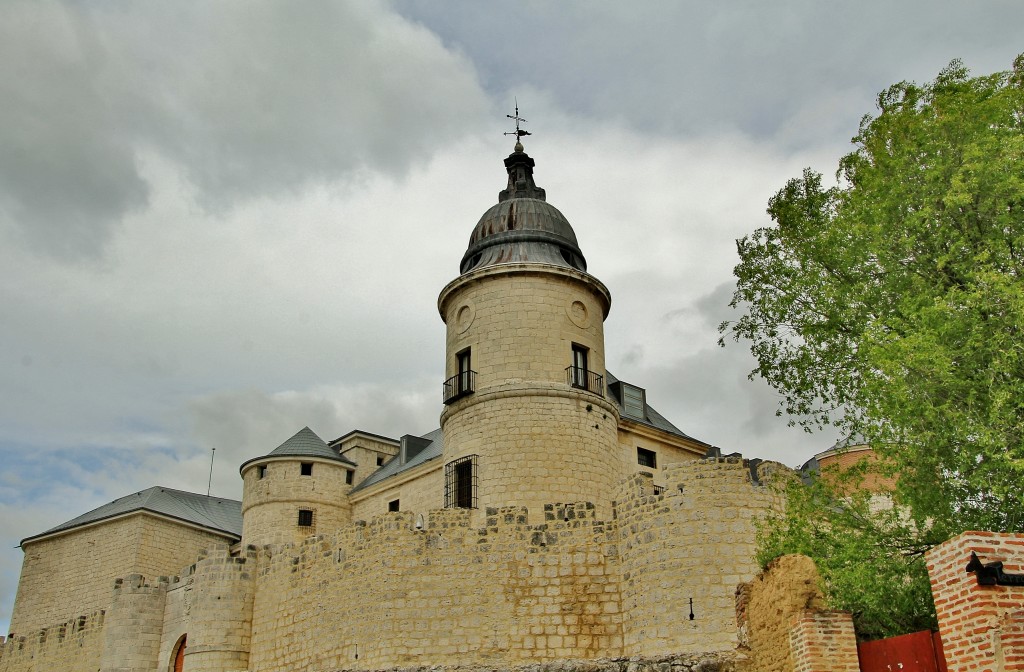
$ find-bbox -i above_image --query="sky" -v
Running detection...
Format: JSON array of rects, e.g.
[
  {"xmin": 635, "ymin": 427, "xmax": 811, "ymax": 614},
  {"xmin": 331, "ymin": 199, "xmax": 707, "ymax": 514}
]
[{"xmin": 1, "ymin": 0, "xmax": 1021, "ymax": 634}]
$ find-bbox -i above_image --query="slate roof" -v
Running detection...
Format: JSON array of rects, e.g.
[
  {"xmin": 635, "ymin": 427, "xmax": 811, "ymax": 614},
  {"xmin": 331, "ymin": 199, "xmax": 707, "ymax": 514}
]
[
  {"xmin": 351, "ymin": 428, "xmax": 443, "ymax": 492},
  {"xmin": 22, "ymin": 486, "xmax": 242, "ymax": 546},
  {"xmin": 605, "ymin": 371, "xmax": 710, "ymax": 446},
  {"xmin": 240, "ymin": 426, "xmax": 356, "ymax": 473}
]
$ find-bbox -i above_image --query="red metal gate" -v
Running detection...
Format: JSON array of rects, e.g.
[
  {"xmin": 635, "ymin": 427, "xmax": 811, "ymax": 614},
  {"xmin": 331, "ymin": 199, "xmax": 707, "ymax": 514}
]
[{"xmin": 858, "ymin": 630, "xmax": 946, "ymax": 672}]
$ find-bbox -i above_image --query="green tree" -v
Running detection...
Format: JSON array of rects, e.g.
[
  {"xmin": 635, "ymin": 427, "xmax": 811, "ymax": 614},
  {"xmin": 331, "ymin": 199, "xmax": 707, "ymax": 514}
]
[
  {"xmin": 756, "ymin": 465, "xmax": 940, "ymax": 639},
  {"xmin": 726, "ymin": 56, "xmax": 1024, "ymax": 637},
  {"xmin": 723, "ymin": 55, "xmax": 1024, "ymax": 535}
]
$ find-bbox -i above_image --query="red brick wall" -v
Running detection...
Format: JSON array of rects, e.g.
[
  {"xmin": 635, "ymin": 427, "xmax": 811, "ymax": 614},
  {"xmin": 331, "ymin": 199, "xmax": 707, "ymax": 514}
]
[
  {"xmin": 788, "ymin": 609, "xmax": 859, "ymax": 672},
  {"xmin": 926, "ymin": 531, "xmax": 1024, "ymax": 672}
]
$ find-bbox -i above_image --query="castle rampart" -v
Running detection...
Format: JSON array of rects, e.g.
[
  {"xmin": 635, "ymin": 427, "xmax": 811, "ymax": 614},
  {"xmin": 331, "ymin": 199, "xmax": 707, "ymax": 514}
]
[
  {"xmin": 242, "ymin": 457, "xmax": 775, "ymax": 670},
  {"xmin": 99, "ymin": 574, "xmax": 168, "ymax": 672},
  {"xmin": 0, "ymin": 610, "xmax": 105, "ymax": 672}
]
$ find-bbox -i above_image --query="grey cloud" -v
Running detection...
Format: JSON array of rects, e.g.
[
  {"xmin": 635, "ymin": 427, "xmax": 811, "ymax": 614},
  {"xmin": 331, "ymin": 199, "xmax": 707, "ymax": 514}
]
[
  {"xmin": 0, "ymin": 1, "xmax": 489, "ymax": 259},
  {"xmin": 187, "ymin": 383, "xmax": 440, "ymax": 474},
  {"xmin": 399, "ymin": 0, "xmax": 1024, "ymax": 147}
]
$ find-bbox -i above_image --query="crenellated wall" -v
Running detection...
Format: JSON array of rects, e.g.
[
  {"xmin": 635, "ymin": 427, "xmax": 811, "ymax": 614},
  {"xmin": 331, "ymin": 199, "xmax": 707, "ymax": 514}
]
[
  {"xmin": 2, "ymin": 458, "xmax": 781, "ymax": 672},
  {"xmin": 8, "ymin": 513, "xmax": 231, "ymax": 635},
  {"xmin": 184, "ymin": 546, "xmax": 257, "ymax": 672},
  {"xmin": 0, "ymin": 610, "xmax": 105, "ymax": 672},
  {"xmin": 99, "ymin": 574, "xmax": 168, "ymax": 672},
  {"xmin": 615, "ymin": 458, "xmax": 783, "ymax": 657},
  {"xmin": 244, "ymin": 457, "xmax": 778, "ymax": 671}
]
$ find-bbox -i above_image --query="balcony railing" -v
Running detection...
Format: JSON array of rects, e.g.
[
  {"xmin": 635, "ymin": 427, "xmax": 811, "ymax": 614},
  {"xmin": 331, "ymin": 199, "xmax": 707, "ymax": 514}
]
[
  {"xmin": 566, "ymin": 366, "xmax": 604, "ymax": 397},
  {"xmin": 443, "ymin": 370, "xmax": 476, "ymax": 404}
]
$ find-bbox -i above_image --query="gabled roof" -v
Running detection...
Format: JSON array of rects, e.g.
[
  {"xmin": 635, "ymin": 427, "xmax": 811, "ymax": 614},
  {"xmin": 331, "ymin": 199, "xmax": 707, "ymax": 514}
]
[
  {"xmin": 22, "ymin": 486, "xmax": 242, "ymax": 546},
  {"xmin": 606, "ymin": 371, "xmax": 710, "ymax": 446},
  {"xmin": 350, "ymin": 428, "xmax": 443, "ymax": 492},
  {"xmin": 240, "ymin": 426, "xmax": 355, "ymax": 473}
]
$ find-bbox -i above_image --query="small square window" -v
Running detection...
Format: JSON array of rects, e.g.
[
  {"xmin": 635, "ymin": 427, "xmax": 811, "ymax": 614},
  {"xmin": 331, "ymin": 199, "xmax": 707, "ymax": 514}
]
[
  {"xmin": 345, "ymin": 470, "xmax": 354, "ymax": 485},
  {"xmin": 637, "ymin": 447, "xmax": 657, "ymax": 469},
  {"xmin": 300, "ymin": 462, "xmax": 313, "ymax": 476},
  {"xmin": 257, "ymin": 465, "xmax": 267, "ymax": 479},
  {"xmin": 297, "ymin": 509, "xmax": 314, "ymax": 527},
  {"xmin": 388, "ymin": 499, "xmax": 400, "ymax": 512},
  {"xmin": 376, "ymin": 456, "xmax": 385, "ymax": 467}
]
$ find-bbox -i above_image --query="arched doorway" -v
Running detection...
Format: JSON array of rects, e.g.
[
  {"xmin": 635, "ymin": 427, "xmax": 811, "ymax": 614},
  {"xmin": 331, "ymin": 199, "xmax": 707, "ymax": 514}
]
[{"xmin": 170, "ymin": 634, "xmax": 186, "ymax": 672}]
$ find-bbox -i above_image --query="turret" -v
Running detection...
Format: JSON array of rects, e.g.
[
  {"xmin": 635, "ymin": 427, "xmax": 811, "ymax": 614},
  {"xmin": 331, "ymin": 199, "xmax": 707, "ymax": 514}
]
[
  {"xmin": 437, "ymin": 142, "xmax": 621, "ymax": 517},
  {"xmin": 240, "ymin": 426, "xmax": 355, "ymax": 547}
]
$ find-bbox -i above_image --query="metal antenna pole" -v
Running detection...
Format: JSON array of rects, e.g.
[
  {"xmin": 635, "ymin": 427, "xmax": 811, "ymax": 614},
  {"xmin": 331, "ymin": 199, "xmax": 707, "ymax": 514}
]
[{"xmin": 207, "ymin": 447, "xmax": 216, "ymax": 496}]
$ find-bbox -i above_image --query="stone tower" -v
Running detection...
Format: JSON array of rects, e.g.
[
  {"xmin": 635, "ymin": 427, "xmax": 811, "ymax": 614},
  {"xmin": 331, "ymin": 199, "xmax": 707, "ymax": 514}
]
[
  {"xmin": 240, "ymin": 426, "xmax": 355, "ymax": 547},
  {"xmin": 437, "ymin": 142, "xmax": 621, "ymax": 517}
]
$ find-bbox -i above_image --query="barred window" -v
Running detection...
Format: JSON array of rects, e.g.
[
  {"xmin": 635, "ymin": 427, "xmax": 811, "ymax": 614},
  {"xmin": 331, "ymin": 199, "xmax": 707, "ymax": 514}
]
[
  {"xmin": 444, "ymin": 455, "xmax": 478, "ymax": 509},
  {"xmin": 297, "ymin": 509, "xmax": 314, "ymax": 527},
  {"xmin": 637, "ymin": 447, "xmax": 657, "ymax": 469}
]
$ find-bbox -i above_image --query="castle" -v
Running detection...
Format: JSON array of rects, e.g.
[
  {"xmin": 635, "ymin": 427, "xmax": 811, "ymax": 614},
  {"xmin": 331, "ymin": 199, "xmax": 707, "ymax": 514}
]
[{"xmin": 0, "ymin": 142, "xmax": 783, "ymax": 672}]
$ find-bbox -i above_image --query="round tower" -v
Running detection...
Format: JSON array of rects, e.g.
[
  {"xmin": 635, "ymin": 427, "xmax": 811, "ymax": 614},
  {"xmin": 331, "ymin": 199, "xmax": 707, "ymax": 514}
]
[
  {"xmin": 240, "ymin": 426, "xmax": 355, "ymax": 547},
  {"xmin": 438, "ymin": 142, "xmax": 621, "ymax": 517}
]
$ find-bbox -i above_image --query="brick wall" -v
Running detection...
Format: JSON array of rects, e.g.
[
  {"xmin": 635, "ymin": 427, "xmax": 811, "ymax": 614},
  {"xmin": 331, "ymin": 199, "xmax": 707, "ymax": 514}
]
[
  {"xmin": 788, "ymin": 610, "xmax": 858, "ymax": 672},
  {"xmin": 927, "ymin": 531, "xmax": 1024, "ymax": 672}
]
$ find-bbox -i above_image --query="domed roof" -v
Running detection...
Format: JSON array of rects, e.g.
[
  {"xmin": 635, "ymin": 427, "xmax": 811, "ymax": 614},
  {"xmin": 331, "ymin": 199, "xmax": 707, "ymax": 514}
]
[{"xmin": 459, "ymin": 145, "xmax": 587, "ymax": 275}]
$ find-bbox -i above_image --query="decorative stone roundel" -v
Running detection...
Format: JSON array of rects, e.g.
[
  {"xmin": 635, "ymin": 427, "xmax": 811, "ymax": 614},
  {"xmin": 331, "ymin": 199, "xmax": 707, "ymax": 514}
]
[
  {"xmin": 567, "ymin": 300, "xmax": 590, "ymax": 329},
  {"xmin": 456, "ymin": 302, "xmax": 475, "ymax": 334}
]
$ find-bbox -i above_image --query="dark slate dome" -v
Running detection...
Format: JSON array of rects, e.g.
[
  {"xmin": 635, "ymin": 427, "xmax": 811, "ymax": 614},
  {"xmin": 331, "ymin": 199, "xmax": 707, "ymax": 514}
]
[{"xmin": 459, "ymin": 144, "xmax": 587, "ymax": 275}]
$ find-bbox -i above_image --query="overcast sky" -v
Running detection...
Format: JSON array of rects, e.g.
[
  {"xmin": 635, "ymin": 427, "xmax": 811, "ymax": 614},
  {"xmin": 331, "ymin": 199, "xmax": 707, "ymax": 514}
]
[{"xmin": 1, "ymin": 0, "xmax": 1021, "ymax": 633}]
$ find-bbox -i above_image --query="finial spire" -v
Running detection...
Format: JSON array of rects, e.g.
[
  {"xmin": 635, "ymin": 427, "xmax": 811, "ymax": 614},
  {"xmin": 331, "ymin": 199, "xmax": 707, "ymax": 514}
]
[{"xmin": 504, "ymin": 98, "xmax": 531, "ymax": 151}]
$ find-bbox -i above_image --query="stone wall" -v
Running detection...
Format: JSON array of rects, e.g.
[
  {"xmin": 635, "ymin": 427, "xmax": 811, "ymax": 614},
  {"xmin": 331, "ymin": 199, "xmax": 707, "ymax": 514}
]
[
  {"xmin": 438, "ymin": 264, "xmax": 622, "ymax": 517},
  {"xmin": 246, "ymin": 457, "xmax": 777, "ymax": 671},
  {"xmin": 350, "ymin": 463, "xmax": 444, "ymax": 522},
  {"xmin": 8, "ymin": 512, "xmax": 232, "ymax": 635},
  {"xmin": 249, "ymin": 504, "xmax": 622, "ymax": 671},
  {"xmin": 99, "ymin": 574, "xmax": 167, "ymax": 672},
  {"xmin": 184, "ymin": 546, "xmax": 257, "ymax": 672},
  {"xmin": 0, "ymin": 610, "xmax": 105, "ymax": 672},
  {"xmin": 323, "ymin": 652, "xmax": 741, "ymax": 672},
  {"xmin": 616, "ymin": 459, "xmax": 779, "ymax": 657},
  {"xmin": 927, "ymin": 531, "xmax": 1024, "ymax": 672}
]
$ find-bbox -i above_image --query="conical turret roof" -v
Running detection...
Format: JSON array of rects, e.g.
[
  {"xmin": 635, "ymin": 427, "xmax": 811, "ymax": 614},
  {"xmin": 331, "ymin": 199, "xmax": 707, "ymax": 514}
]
[{"xmin": 240, "ymin": 426, "xmax": 354, "ymax": 473}]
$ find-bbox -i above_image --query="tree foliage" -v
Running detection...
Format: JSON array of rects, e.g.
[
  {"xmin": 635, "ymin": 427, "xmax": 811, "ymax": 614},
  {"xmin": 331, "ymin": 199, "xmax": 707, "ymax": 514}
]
[
  {"xmin": 756, "ymin": 462, "xmax": 941, "ymax": 639},
  {"xmin": 729, "ymin": 56, "xmax": 1024, "ymax": 639},
  {"xmin": 724, "ymin": 55, "xmax": 1024, "ymax": 535}
]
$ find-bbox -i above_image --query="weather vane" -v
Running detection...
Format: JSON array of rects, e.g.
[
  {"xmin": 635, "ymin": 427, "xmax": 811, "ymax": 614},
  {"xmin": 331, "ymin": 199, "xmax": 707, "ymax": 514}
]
[{"xmin": 505, "ymin": 98, "xmax": 531, "ymax": 145}]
